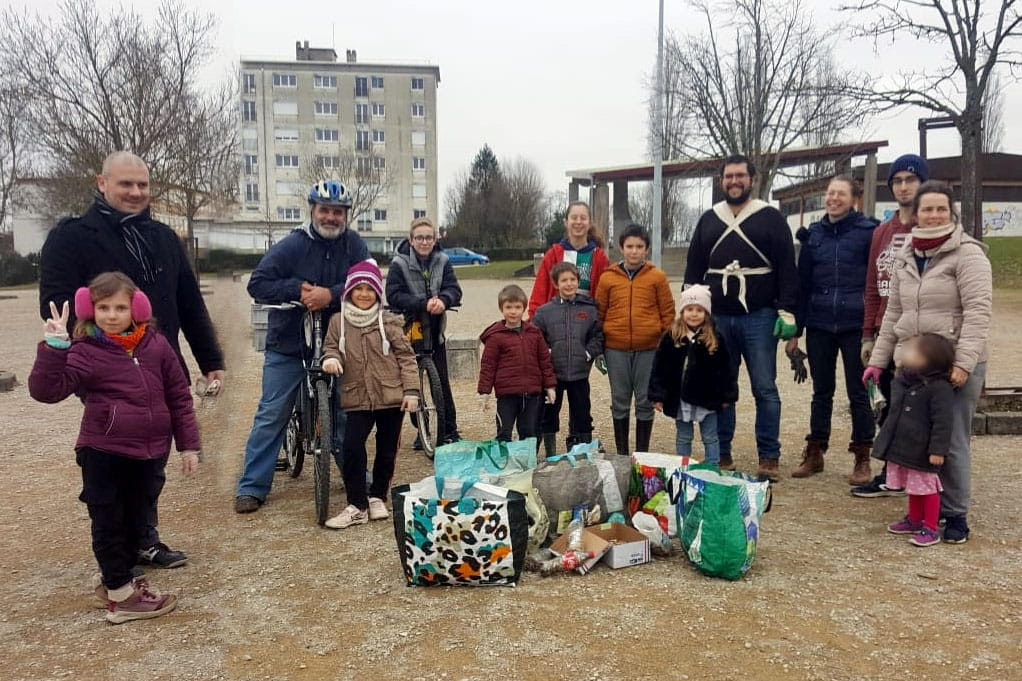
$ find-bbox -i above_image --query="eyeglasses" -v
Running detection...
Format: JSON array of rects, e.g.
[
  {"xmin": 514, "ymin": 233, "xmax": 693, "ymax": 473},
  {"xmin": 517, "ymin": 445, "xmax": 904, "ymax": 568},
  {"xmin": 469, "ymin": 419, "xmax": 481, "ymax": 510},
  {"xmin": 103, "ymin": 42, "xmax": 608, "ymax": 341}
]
[{"xmin": 412, "ymin": 235, "xmax": 436, "ymax": 243}]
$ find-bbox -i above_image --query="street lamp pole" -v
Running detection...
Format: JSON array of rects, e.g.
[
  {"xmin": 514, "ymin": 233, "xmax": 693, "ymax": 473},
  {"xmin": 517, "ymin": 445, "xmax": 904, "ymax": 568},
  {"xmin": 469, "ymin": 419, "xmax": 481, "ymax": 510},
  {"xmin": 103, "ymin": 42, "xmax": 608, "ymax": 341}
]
[{"xmin": 651, "ymin": 0, "xmax": 665, "ymax": 267}]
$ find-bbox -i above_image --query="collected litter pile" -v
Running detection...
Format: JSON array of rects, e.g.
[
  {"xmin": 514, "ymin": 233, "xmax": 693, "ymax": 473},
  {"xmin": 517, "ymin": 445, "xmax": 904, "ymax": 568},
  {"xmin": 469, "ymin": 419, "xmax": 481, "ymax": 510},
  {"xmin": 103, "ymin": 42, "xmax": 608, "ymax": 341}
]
[{"xmin": 391, "ymin": 437, "xmax": 772, "ymax": 586}]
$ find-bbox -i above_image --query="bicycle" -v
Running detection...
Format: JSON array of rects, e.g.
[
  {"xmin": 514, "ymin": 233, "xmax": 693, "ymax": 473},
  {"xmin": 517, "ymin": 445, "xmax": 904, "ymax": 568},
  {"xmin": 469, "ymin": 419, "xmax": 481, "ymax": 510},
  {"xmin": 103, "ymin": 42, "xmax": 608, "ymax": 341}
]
[
  {"xmin": 256, "ymin": 300, "xmax": 335, "ymax": 526},
  {"xmin": 401, "ymin": 309, "xmax": 453, "ymax": 460}
]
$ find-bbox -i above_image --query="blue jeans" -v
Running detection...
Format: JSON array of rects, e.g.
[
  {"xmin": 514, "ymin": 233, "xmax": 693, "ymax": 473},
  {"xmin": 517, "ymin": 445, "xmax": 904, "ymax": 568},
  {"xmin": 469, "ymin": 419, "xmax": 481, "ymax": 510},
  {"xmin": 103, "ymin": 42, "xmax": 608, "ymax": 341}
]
[
  {"xmin": 676, "ymin": 411, "xmax": 720, "ymax": 464},
  {"xmin": 236, "ymin": 351, "xmax": 346, "ymax": 501},
  {"xmin": 714, "ymin": 308, "xmax": 782, "ymax": 460}
]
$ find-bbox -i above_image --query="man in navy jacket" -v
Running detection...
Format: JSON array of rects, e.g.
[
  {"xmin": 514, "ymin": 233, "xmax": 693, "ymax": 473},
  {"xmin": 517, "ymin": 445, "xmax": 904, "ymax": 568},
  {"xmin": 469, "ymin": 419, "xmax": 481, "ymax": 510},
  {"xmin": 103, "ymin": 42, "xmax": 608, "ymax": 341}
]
[{"xmin": 235, "ymin": 180, "xmax": 369, "ymax": 513}]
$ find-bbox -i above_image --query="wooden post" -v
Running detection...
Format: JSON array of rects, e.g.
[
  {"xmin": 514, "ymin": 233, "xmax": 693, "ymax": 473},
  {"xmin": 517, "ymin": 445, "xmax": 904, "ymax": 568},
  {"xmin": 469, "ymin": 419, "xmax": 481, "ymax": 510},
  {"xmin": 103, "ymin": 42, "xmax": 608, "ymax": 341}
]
[{"xmin": 863, "ymin": 152, "xmax": 878, "ymax": 219}]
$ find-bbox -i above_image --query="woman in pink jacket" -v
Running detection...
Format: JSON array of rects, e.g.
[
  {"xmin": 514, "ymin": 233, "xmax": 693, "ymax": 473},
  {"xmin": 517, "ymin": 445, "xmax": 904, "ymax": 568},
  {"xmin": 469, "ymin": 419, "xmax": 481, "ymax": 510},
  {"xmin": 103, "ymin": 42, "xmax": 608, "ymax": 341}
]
[{"xmin": 863, "ymin": 181, "xmax": 992, "ymax": 544}]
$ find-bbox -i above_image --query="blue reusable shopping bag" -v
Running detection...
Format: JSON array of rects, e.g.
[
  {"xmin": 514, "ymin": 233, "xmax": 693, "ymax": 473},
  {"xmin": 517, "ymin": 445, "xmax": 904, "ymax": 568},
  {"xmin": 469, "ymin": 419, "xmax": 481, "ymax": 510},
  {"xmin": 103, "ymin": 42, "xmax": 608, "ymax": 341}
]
[{"xmin": 433, "ymin": 437, "xmax": 537, "ymax": 483}]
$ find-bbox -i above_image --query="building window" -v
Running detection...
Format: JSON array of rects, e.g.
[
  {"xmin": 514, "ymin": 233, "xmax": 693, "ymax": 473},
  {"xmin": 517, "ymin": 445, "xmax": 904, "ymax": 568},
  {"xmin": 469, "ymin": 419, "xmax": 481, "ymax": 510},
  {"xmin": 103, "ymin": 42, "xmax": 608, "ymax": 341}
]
[
  {"xmin": 356, "ymin": 156, "xmax": 372, "ymax": 174},
  {"xmin": 272, "ymin": 100, "xmax": 298, "ymax": 117},
  {"xmin": 242, "ymin": 128, "xmax": 258, "ymax": 151},
  {"xmin": 315, "ymin": 101, "xmax": 338, "ymax": 116},
  {"xmin": 374, "ymin": 209, "xmax": 387, "ymax": 222},
  {"xmin": 372, "ymin": 102, "xmax": 385, "ymax": 118},
  {"xmin": 355, "ymin": 130, "xmax": 369, "ymax": 151},
  {"xmin": 413, "ymin": 157, "xmax": 426, "ymax": 171},
  {"xmin": 272, "ymin": 73, "xmax": 297, "ymax": 88},
  {"xmin": 411, "ymin": 103, "xmax": 425, "ymax": 118},
  {"xmin": 244, "ymin": 154, "xmax": 258, "ymax": 175},
  {"xmin": 412, "ymin": 183, "xmax": 426, "ymax": 198},
  {"xmin": 277, "ymin": 207, "xmax": 301, "ymax": 221},
  {"xmin": 357, "ymin": 217, "xmax": 373, "ymax": 232},
  {"xmin": 314, "ymin": 74, "xmax": 337, "ymax": 88},
  {"xmin": 242, "ymin": 100, "xmax": 257, "ymax": 122},
  {"xmin": 411, "ymin": 77, "xmax": 424, "ymax": 90},
  {"xmin": 245, "ymin": 183, "xmax": 259, "ymax": 202},
  {"xmin": 274, "ymin": 128, "xmax": 299, "ymax": 141},
  {"xmin": 318, "ymin": 155, "xmax": 340, "ymax": 169},
  {"xmin": 243, "ymin": 73, "xmax": 256, "ymax": 94},
  {"xmin": 354, "ymin": 103, "xmax": 369, "ymax": 124},
  {"xmin": 354, "ymin": 76, "xmax": 368, "ymax": 97},
  {"xmin": 315, "ymin": 128, "xmax": 339, "ymax": 142},
  {"xmin": 371, "ymin": 76, "xmax": 384, "ymax": 89},
  {"xmin": 411, "ymin": 131, "xmax": 426, "ymax": 146},
  {"xmin": 413, "ymin": 209, "xmax": 427, "ymax": 219},
  {"xmin": 372, "ymin": 129, "xmax": 385, "ymax": 144},
  {"xmin": 275, "ymin": 154, "xmax": 299, "ymax": 168},
  {"xmin": 374, "ymin": 156, "xmax": 386, "ymax": 170}
]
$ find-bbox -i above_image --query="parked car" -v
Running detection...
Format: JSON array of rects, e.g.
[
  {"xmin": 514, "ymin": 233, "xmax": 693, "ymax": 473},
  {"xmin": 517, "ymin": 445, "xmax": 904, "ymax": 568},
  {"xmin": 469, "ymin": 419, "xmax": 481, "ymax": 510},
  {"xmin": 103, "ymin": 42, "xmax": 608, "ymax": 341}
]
[{"xmin": 443, "ymin": 247, "xmax": 490, "ymax": 265}]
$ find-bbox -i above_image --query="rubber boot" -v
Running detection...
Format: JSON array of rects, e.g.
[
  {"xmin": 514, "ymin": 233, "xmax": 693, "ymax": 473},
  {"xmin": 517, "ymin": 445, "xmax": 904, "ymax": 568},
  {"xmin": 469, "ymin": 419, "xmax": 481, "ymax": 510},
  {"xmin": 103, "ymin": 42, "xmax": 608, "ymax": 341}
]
[
  {"xmin": 613, "ymin": 418, "xmax": 630, "ymax": 457},
  {"xmin": 791, "ymin": 439, "xmax": 827, "ymax": 478},
  {"xmin": 635, "ymin": 419, "xmax": 654, "ymax": 454},
  {"xmin": 541, "ymin": 432, "xmax": 558, "ymax": 460},
  {"xmin": 848, "ymin": 443, "xmax": 873, "ymax": 485}
]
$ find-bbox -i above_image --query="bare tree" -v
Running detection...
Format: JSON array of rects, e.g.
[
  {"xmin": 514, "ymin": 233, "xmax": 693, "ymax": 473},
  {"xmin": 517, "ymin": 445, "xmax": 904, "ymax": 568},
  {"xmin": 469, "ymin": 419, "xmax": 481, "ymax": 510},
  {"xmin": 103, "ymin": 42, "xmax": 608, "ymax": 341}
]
[
  {"xmin": 502, "ymin": 156, "xmax": 548, "ymax": 248},
  {"xmin": 629, "ymin": 181, "xmax": 699, "ymax": 246},
  {"xmin": 159, "ymin": 85, "xmax": 239, "ymax": 269},
  {"xmin": 299, "ymin": 149, "xmax": 392, "ymax": 223},
  {"xmin": 662, "ymin": 0, "xmax": 870, "ymax": 198},
  {"xmin": 981, "ymin": 71, "xmax": 1006, "ymax": 153},
  {"xmin": 0, "ymin": 0, "xmax": 221, "ymax": 214},
  {"xmin": 840, "ymin": 0, "xmax": 1021, "ymax": 237},
  {"xmin": 0, "ymin": 71, "xmax": 32, "ymax": 231}
]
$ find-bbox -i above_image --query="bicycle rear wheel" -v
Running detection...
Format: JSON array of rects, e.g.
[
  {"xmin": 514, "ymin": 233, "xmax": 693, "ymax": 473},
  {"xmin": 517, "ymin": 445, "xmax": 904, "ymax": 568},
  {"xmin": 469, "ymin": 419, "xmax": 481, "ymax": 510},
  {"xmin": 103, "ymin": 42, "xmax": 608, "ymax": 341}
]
[
  {"xmin": 283, "ymin": 405, "xmax": 305, "ymax": 478},
  {"xmin": 416, "ymin": 357, "xmax": 446, "ymax": 460},
  {"xmin": 313, "ymin": 379, "xmax": 332, "ymax": 526}
]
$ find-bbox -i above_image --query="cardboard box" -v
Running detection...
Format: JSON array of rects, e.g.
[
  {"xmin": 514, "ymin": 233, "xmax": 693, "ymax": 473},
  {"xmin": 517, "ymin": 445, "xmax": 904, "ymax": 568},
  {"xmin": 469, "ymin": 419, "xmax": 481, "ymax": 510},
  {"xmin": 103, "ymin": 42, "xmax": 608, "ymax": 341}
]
[
  {"xmin": 589, "ymin": 522, "xmax": 651, "ymax": 569},
  {"xmin": 549, "ymin": 529, "xmax": 611, "ymax": 575}
]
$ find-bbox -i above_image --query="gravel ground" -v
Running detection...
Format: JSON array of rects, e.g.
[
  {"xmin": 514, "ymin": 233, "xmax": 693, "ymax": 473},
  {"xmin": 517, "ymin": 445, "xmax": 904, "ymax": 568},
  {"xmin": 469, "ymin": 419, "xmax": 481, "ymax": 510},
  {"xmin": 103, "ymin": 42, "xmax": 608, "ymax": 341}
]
[{"xmin": 1, "ymin": 276, "xmax": 1020, "ymax": 681}]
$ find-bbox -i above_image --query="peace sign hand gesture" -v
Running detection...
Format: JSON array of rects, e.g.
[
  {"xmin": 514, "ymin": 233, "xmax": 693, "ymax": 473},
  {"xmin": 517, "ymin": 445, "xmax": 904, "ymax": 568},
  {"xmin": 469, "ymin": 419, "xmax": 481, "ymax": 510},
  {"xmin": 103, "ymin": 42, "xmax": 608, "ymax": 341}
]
[{"xmin": 44, "ymin": 301, "xmax": 70, "ymax": 342}]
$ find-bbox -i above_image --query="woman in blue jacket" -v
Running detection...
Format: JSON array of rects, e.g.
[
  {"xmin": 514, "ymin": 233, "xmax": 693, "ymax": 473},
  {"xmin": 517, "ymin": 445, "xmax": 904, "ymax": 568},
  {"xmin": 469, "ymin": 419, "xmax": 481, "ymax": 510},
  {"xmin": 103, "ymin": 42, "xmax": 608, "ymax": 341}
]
[{"xmin": 786, "ymin": 175, "xmax": 878, "ymax": 484}]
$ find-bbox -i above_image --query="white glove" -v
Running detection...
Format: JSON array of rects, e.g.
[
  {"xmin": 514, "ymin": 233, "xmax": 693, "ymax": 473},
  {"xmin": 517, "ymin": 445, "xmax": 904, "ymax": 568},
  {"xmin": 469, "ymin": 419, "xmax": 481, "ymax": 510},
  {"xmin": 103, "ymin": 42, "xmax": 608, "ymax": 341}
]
[
  {"xmin": 43, "ymin": 301, "xmax": 70, "ymax": 342},
  {"xmin": 479, "ymin": 393, "xmax": 491, "ymax": 412},
  {"xmin": 545, "ymin": 388, "xmax": 557, "ymax": 404},
  {"xmin": 322, "ymin": 357, "xmax": 343, "ymax": 375},
  {"xmin": 860, "ymin": 337, "xmax": 876, "ymax": 368}
]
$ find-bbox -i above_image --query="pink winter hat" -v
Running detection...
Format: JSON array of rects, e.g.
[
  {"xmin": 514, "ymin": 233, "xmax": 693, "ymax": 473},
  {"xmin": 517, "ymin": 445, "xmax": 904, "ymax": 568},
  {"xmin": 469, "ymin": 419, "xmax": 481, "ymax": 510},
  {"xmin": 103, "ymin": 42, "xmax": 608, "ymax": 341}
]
[
  {"xmin": 342, "ymin": 259, "xmax": 384, "ymax": 301},
  {"xmin": 678, "ymin": 284, "xmax": 712, "ymax": 315}
]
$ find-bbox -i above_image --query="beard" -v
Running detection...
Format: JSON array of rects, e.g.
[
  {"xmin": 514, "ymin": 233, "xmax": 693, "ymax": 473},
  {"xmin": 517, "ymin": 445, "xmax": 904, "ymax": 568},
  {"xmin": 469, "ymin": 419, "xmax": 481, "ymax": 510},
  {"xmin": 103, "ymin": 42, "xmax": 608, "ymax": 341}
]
[
  {"xmin": 724, "ymin": 186, "xmax": 753, "ymax": 205},
  {"xmin": 313, "ymin": 221, "xmax": 346, "ymax": 240}
]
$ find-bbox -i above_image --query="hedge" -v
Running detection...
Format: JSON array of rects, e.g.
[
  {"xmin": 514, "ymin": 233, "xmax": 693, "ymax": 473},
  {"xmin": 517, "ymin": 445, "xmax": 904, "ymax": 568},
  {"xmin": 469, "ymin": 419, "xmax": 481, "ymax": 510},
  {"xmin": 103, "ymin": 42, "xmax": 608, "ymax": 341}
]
[{"xmin": 0, "ymin": 251, "xmax": 39, "ymax": 286}]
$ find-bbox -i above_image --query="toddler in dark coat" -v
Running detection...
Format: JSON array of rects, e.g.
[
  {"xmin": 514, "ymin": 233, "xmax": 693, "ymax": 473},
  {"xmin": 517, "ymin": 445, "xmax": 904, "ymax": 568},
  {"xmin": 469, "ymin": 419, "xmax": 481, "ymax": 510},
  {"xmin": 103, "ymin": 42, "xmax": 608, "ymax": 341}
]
[
  {"xmin": 873, "ymin": 333, "xmax": 955, "ymax": 547},
  {"xmin": 648, "ymin": 284, "xmax": 737, "ymax": 464}
]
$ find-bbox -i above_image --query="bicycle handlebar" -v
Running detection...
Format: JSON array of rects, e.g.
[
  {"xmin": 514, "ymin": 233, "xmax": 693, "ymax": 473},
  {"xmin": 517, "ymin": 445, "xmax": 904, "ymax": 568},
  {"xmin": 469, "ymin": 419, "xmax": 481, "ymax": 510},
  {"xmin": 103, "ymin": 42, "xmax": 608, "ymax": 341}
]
[{"xmin": 253, "ymin": 300, "xmax": 304, "ymax": 310}]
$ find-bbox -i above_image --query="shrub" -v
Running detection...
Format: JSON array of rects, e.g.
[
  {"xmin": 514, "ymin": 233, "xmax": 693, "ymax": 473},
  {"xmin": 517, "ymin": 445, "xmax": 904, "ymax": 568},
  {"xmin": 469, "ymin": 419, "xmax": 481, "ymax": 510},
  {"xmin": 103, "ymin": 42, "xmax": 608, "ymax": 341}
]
[{"xmin": 0, "ymin": 251, "xmax": 39, "ymax": 286}]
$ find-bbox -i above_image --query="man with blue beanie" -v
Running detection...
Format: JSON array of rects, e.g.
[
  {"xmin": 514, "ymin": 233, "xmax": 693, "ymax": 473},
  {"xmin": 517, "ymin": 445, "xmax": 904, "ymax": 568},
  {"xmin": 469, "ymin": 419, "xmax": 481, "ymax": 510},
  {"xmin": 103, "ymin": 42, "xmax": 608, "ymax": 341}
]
[{"xmin": 852, "ymin": 153, "xmax": 929, "ymax": 498}]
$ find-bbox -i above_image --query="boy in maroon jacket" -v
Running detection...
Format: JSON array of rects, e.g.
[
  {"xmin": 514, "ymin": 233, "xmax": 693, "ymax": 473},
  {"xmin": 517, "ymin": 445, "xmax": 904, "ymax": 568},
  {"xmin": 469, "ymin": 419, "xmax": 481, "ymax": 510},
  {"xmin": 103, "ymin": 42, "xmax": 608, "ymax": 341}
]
[
  {"xmin": 853, "ymin": 153, "xmax": 929, "ymax": 498},
  {"xmin": 478, "ymin": 284, "xmax": 557, "ymax": 442}
]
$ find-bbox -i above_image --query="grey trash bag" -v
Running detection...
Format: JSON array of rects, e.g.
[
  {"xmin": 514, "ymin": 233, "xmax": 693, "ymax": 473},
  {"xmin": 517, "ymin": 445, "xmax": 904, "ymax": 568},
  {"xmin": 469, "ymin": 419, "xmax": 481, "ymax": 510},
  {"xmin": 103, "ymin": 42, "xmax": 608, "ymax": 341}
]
[{"xmin": 533, "ymin": 451, "xmax": 603, "ymax": 540}]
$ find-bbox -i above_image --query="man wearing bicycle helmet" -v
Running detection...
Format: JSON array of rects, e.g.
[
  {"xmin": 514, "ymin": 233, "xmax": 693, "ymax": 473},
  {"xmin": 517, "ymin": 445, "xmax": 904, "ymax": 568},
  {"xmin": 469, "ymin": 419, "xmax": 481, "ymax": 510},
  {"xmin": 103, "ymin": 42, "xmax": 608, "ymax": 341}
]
[{"xmin": 235, "ymin": 180, "xmax": 369, "ymax": 514}]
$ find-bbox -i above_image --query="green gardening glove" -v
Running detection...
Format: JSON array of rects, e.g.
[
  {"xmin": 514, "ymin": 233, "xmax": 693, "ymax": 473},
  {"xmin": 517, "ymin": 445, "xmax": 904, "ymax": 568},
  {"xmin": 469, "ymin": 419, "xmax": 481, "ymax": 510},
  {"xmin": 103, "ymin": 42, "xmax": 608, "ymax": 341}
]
[
  {"xmin": 773, "ymin": 310, "xmax": 797, "ymax": 340},
  {"xmin": 594, "ymin": 355, "xmax": 608, "ymax": 375}
]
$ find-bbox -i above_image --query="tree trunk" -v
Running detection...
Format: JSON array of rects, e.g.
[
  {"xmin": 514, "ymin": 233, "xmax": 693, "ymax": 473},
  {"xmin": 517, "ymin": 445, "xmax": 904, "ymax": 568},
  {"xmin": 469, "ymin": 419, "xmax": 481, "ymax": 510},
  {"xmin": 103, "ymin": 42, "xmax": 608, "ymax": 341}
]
[
  {"xmin": 958, "ymin": 113, "xmax": 984, "ymax": 240},
  {"xmin": 186, "ymin": 214, "xmax": 199, "ymax": 281}
]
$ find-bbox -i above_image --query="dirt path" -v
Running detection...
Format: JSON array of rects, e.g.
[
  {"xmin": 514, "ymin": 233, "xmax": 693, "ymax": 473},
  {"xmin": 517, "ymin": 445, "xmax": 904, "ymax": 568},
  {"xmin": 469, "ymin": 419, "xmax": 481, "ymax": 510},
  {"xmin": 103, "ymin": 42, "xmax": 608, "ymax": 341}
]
[{"xmin": 1, "ymin": 277, "xmax": 1020, "ymax": 681}]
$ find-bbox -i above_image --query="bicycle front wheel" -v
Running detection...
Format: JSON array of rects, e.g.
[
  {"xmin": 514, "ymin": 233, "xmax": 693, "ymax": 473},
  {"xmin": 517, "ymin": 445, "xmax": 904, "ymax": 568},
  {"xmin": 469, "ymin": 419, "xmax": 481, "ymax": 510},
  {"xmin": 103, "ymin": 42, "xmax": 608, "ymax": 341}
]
[
  {"xmin": 416, "ymin": 357, "xmax": 446, "ymax": 460},
  {"xmin": 313, "ymin": 379, "xmax": 332, "ymax": 526}
]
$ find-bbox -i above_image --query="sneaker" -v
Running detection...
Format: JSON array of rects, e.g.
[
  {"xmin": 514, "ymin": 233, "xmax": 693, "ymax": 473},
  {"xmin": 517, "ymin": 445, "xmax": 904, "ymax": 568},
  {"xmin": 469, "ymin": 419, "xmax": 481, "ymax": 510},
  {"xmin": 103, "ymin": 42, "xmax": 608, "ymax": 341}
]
[
  {"xmin": 411, "ymin": 435, "xmax": 424, "ymax": 451},
  {"xmin": 851, "ymin": 474, "xmax": 906, "ymax": 498},
  {"xmin": 325, "ymin": 505, "xmax": 368, "ymax": 529},
  {"xmin": 441, "ymin": 431, "xmax": 462, "ymax": 446},
  {"xmin": 137, "ymin": 542, "xmax": 187, "ymax": 569},
  {"xmin": 756, "ymin": 458, "xmax": 780, "ymax": 483},
  {"xmin": 887, "ymin": 517, "xmax": 923, "ymax": 535},
  {"xmin": 943, "ymin": 516, "xmax": 970, "ymax": 544},
  {"xmin": 367, "ymin": 497, "xmax": 389, "ymax": 521},
  {"xmin": 910, "ymin": 527, "xmax": 942, "ymax": 547},
  {"xmin": 234, "ymin": 495, "xmax": 262, "ymax": 514},
  {"xmin": 718, "ymin": 453, "xmax": 735, "ymax": 471},
  {"xmin": 92, "ymin": 569, "xmax": 147, "ymax": 609},
  {"xmin": 105, "ymin": 584, "xmax": 177, "ymax": 624}
]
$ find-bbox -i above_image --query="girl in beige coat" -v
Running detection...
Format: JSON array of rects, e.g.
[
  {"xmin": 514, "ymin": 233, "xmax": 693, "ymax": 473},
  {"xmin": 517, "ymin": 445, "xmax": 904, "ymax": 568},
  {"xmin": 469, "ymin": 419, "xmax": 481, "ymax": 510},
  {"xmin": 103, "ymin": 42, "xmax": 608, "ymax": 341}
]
[
  {"xmin": 864, "ymin": 181, "xmax": 992, "ymax": 543},
  {"xmin": 321, "ymin": 260, "xmax": 420, "ymax": 529}
]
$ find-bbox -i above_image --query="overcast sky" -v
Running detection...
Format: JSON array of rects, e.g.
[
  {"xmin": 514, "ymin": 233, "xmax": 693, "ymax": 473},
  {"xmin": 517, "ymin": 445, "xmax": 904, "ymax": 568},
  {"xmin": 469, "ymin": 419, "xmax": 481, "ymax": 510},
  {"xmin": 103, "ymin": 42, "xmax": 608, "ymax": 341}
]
[{"xmin": 9, "ymin": 0, "xmax": 1022, "ymax": 213}]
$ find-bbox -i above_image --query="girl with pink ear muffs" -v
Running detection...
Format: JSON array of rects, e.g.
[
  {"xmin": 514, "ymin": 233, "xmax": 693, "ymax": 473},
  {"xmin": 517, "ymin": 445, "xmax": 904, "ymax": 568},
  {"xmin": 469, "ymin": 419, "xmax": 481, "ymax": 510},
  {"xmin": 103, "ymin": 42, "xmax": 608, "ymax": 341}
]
[{"xmin": 28, "ymin": 271, "xmax": 201, "ymax": 624}]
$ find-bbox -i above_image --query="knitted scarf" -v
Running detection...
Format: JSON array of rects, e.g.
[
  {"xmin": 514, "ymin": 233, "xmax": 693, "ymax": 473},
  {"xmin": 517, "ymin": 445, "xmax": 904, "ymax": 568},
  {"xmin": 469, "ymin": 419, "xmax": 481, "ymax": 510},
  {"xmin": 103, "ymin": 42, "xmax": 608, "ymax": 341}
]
[
  {"xmin": 339, "ymin": 302, "xmax": 390, "ymax": 356},
  {"xmin": 94, "ymin": 191, "xmax": 159, "ymax": 284},
  {"xmin": 912, "ymin": 222, "xmax": 956, "ymax": 255},
  {"xmin": 85, "ymin": 322, "xmax": 148, "ymax": 354}
]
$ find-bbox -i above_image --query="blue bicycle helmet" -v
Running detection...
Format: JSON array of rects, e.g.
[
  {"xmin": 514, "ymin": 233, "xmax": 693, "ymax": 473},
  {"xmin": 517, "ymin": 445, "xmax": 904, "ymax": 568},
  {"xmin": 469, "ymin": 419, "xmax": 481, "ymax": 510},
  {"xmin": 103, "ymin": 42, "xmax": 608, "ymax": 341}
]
[{"xmin": 307, "ymin": 180, "xmax": 353, "ymax": 208}]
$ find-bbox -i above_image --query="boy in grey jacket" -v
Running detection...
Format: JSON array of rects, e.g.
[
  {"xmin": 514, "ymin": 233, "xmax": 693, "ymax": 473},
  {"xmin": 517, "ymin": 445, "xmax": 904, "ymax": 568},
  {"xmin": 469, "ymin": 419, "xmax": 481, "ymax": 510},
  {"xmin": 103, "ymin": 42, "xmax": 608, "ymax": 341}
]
[{"xmin": 532, "ymin": 262, "xmax": 605, "ymax": 456}]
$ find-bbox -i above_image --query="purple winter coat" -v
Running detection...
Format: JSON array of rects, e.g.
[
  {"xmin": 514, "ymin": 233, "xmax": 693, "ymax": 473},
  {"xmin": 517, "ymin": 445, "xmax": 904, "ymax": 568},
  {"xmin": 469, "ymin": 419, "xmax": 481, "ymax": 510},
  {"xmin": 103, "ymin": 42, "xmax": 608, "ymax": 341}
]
[{"xmin": 28, "ymin": 328, "xmax": 201, "ymax": 460}]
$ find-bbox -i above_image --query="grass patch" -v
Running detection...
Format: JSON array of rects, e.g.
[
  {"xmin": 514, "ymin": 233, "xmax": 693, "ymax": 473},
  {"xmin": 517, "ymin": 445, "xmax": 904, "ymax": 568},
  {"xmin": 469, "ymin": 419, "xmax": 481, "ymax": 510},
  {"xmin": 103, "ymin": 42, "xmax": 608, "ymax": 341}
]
[
  {"xmin": 450, "ymin": 260, "xmax": 534, "ymax": 280},
  {"xmin": 988, "ymin": 237, "xmax": 1022, "ymax": 289}
]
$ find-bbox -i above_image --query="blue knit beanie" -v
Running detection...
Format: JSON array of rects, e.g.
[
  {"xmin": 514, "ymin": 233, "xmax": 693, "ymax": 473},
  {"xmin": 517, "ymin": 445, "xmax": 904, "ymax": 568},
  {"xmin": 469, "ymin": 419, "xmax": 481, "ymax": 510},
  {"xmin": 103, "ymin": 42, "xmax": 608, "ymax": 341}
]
[{"xmin": 887, "ymin": 154, "xmax": 929, "ymax": 189}]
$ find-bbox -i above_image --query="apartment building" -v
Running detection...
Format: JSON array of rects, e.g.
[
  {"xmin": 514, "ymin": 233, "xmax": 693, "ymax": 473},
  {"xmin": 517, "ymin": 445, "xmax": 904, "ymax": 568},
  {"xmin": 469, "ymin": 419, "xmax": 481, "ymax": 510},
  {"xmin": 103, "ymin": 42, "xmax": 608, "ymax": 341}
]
[{"xmin": 239, "ymin": 42, "xmax": 440, "ymax": 253}]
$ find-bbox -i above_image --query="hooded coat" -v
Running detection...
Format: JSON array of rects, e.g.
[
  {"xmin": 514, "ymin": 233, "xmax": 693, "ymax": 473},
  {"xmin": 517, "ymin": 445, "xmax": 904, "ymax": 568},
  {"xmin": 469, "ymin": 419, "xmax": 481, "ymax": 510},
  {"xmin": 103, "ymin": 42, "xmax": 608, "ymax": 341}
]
[{"xmin": 385, "ymin": 239, "xmax": 463, "ymax": 340}]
